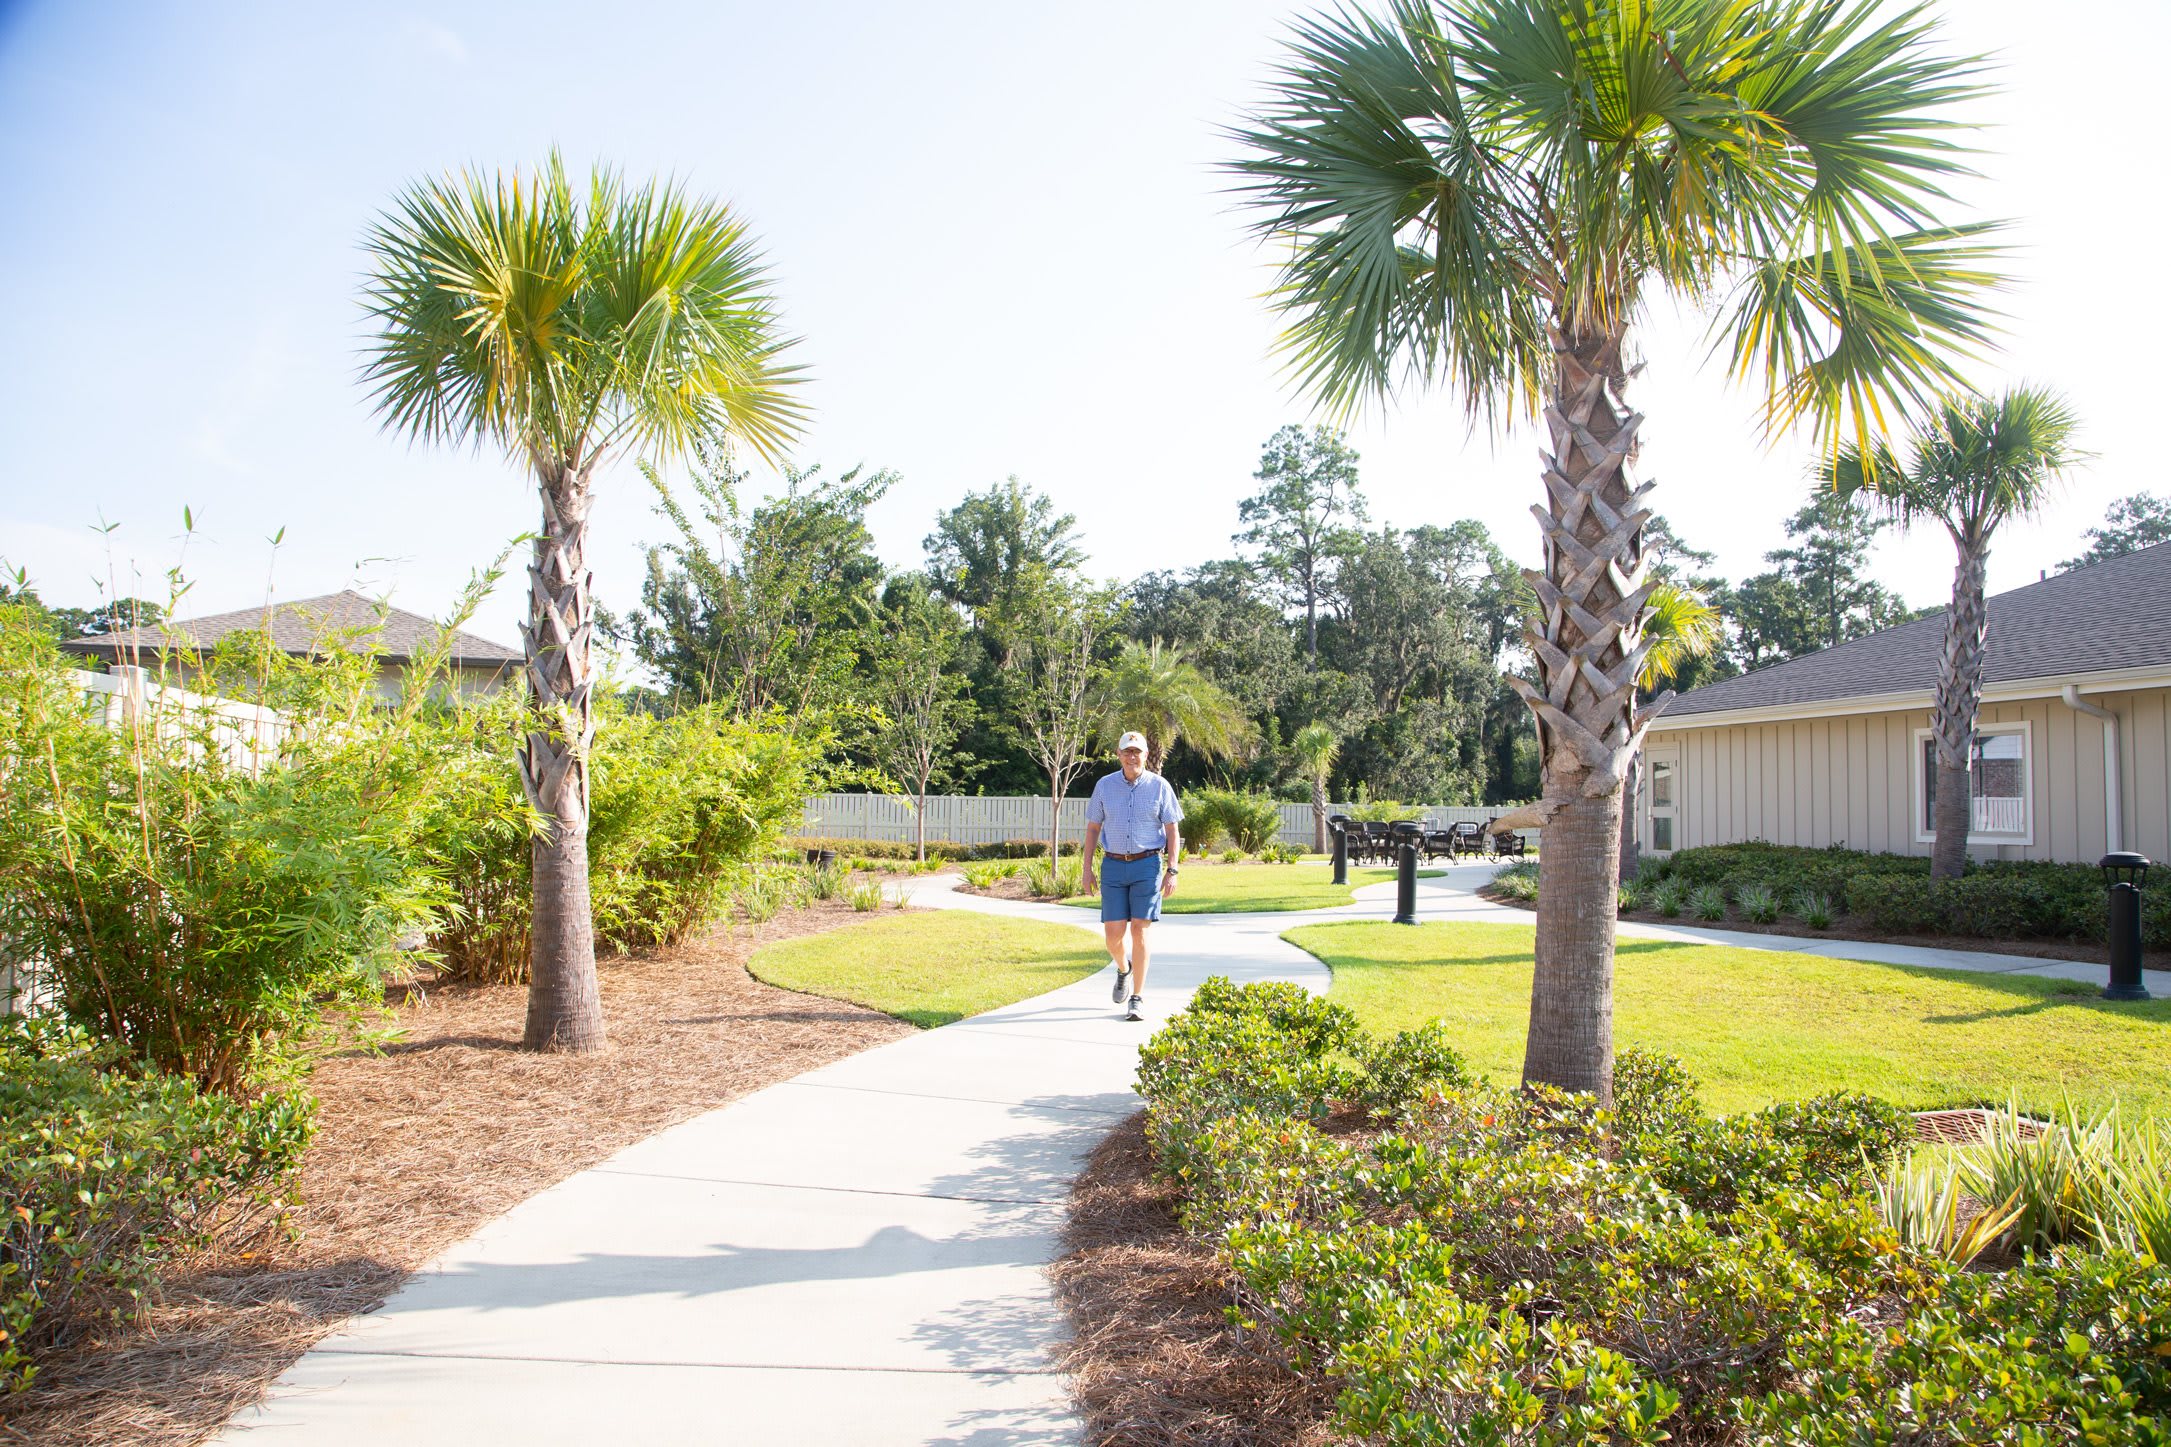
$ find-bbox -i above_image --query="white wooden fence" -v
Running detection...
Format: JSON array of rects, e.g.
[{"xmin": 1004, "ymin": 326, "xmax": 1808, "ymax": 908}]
[{"xmin": 801, "ymin": 793, "xmax": 1530, "ymax": 850}]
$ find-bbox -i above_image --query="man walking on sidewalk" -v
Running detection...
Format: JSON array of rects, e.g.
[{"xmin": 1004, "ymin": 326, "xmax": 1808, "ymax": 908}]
[{"xmin": 1081, "ymin": 731, "xmax": 1183, "ymax": 1021}]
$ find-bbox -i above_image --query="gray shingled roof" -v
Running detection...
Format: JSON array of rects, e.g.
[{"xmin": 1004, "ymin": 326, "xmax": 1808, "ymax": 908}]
[
  {"xmin": 60, "ymin": 590, "xmax": 522, "ymax": 669},
  {"xmin": 1666, "ymin": 539, "xmax": 2171, "ymax": 719}
]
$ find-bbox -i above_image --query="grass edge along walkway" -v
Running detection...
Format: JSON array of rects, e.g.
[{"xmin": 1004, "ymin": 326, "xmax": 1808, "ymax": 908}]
[
  {"xmin": 1055, "ymin": 861, "xmax": 1444, "ymax": 914},
  {"xmin": 748, "ymin": 909, "xmax": 1105, "ymax": 1028},
  {"xmin": 1284, "ymin": 919, "xmax": 2171, "ymax": 1118}
]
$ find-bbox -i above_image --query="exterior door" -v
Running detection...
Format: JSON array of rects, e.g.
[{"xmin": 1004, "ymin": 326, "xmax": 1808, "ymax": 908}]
[{"xmin": 1644, "ymin": 747, "xmax": 1680, "ymax": 855}]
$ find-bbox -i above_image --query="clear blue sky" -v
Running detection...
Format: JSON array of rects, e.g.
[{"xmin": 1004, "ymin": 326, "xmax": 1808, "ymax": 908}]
[{"xmin": 3, "ymin": 1, "xmax": 2164, "ymax": 652}]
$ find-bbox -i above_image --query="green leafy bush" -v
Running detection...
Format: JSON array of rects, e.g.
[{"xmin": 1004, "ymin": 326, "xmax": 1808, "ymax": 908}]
[
  {"xmin": 1689, "ymin": 883, "xmax": 1727, "ymax": 921},
  {"xmin": 1491, "ymin": 860, "xmax": 1540, "ymax": 901},
  {"xmin": 960, "ymin": 859, "xmax": 1020, "ymax": 889},
  {"xmin": 1790, "ymin": 889, "xmax": 1834, "ymax": 929},
  {"xmin": 0, "ymin": 608, "xmax": 451, "ymax": 1088},
  {"xmin": 844, "ymin": 877, "xmax": 883, "ymax": 912},
  {"xmin": 1261, "ymin": 842, "xmax": 1305, "ymax": 864},
  {"xmin": 1615, "ymin": 881, "xmax": 1642, "ymax": 913},
  {"xmin": 0, "ymin": 1017, "xmax": 313, "ymax": 1394},
  {"xmin": 1018, "ymin": 856, "xmax": 1063, "ymax": 898},
  {"xmin": 1182, "ymin": 788, "xmax": 1285, "ymax": 856},
  {"xmin": 1649, "ymin": 878, "xmax": 1686, "ymax": 917},
  {"xmin": 1129, "ymin": 1005, "xmax": 2134, "ymax": 1443}
]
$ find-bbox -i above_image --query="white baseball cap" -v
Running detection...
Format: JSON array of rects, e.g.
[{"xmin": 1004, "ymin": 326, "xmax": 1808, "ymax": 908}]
[{"xmin": 1117, "ymin": 731, "xmax": 1149, "ymax": 754}]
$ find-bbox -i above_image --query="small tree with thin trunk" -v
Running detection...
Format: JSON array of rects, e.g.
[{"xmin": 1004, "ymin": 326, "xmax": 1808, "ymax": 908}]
[
  {"xmin": 1014, "ymin": 583, "xmax": 1111, "ymax": 864},
  {"xmin": 361, "ymin": 156, "xmax": 804, "ymax": 1052},
  {"xmin": 874, "ymin": 589, "xmax": 969, "ymax": 862},
  {"xmin": 1828, "ymin": 387, "xmax": 2084, "ymax": 879},
  {"xmin": 1090, "ymin": 638, "xmax": 1257, "ymax": 775},
  {"xmin": 1291, "ymin": 721, "xmax": 1340, "ymax": 853},
  {"xmin": 1237, "ymin": 424, "xmax": 1367, "ymax": 671}
]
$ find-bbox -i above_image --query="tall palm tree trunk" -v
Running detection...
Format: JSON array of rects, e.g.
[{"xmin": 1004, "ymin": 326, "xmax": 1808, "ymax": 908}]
[
  {"xmin": 1929, "ymin": 537, "xmax": 1989, "ymax": 880},
  {"xmin": 518, "ymin": 465, "xmax": 606, "ymax": 1052},
  {"xmin": 1503, "ymin": 327, "xmax": 1665, "ymax": 1105},
  {"xmin": 1312, "ymin": 772, "xmax": 1329, "ymax": 854}
]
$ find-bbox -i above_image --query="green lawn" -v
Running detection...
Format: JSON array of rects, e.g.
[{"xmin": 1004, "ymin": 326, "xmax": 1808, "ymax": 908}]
[
  {"xmin": 1285, "ymin": 920, "xmax": 2171, "ymax": 1117},
  {"xmin": 747, "ymin": 911, "xmax": 1104, "ymax": 1028},
  {"xmin": 1059, "ymin": 861, "xmax": 1441, "ymax": 914}
]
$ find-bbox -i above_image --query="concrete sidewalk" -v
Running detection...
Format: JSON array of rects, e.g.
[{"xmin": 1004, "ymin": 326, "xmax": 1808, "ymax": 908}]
[{"xmin": 219, "ymin": 878, "xmax": 1339, "ymax": 1447}]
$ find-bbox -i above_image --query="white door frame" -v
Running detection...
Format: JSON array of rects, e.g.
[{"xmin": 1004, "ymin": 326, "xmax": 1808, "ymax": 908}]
[{"xmin": 1643, "ymin": 745, "xmax": 1681, "ymax": 855}]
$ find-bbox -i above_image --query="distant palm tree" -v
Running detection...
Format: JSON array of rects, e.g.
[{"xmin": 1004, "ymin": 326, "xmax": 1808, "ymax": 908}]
[
  {"xmin": 1232, "ymin": 0, "xmax": 2000, "ymax": 1101},
  {"xmin": 1291, "ymin": 721, "xmax": 1340, "ymax": 853},
  {"xmin": 361, "ymin": 156, "xmax": 804, "ymax": 1052},
  {"xmin": 1828, "ymin": 387, "xmax": 2084, "ymax": 879},
  {"xmin": 1619, "ymin": 584, "xmax": 1722, "ymax": 881},
  {"xmin": 1092, "ymin": 639, "xmax": 1257, "ymax": 775}
]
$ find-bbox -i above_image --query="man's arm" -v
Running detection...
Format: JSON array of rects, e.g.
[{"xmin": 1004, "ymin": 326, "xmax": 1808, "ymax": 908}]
[
  {"xmin": 1082, "ymin": 821, "xmax": 1102, "ymax": 890},
  {"xmin": 1162, "ymin": 820, "xmax": 1181, "ymax": 896}
]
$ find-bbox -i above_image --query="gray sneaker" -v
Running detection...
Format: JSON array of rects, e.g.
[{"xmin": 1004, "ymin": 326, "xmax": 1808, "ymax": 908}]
[
  {"xmin": 1125, "ymin": 995, "xmax": 1145, "ymax": 1022},
  {"xmin": 1111, "ymin": 964, "xmax": 1130, "ymax": 1004}
]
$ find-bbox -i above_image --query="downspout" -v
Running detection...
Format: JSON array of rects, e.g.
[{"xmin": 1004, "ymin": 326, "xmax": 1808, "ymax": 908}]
[{"xmin": 2060, "ymin": 684, "xmax": 2122, "ymax": 854}]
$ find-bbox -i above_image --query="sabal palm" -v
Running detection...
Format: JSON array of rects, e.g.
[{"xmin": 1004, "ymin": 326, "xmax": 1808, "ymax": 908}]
[
  {"xmin": 1291, "ymin": 721, "xmax": 1341, "ymax": 853},
  {"xmin": 1827, "ymin": 386, "xmax": 2083, "ymax": 879},
  {"xmin": 361, "ymin": 156, "xmax": 804, "ymax": 1052},
  {"xmin": 1235, "ymin": 0, "xmax": 2000, "ymax": 1099},
  {"xmin": 1093, "ymin": 639, "xmax": 1258, "ymax": 775},
  {"xmin": 1619, "ymin": 584, "xmax": 1722, "ymax": 880}
]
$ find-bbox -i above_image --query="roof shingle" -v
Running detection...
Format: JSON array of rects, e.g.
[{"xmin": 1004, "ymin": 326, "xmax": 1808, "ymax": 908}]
[
  {"xmin": 1666, "ymin": 540, "xmax": 2171, "ymax": 719},
  {"xmin": 59, "ymin": 590, "xmax": 522, "ymax": 669}
]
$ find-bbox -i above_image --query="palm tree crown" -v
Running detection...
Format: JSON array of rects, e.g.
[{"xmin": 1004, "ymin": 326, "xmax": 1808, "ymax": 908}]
[
  {"xmin": 1826, "ymin": 386, "xmax": 2085, "ymax": 545},
  {"xmin": 1093, "ymin": 639, "xmax": 1258, "ymax": 775},
  {"xmin": 1234, "ymin": 0, "xmax": 2000, "ymax": 447},
  {"xmin": 361, "ymin": 153, "xmax": 804, "ymax": 472}
]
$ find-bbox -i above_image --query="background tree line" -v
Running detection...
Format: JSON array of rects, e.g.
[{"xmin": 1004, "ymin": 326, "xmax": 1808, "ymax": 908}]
[{"xmin": 593, "ymin": 421, "xmax": 2170, "ymax": 809}]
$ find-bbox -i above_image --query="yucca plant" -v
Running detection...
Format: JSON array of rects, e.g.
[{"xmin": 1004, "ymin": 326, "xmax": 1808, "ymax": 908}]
[
  {"xmin": 1615, "ymin": 882, "xmax": 1642, "ymax": 914},
  {"xmin": 2082, "ymin": 1118, "xmax": 2171, "ymax": 1263},
  {"xmin": 1736, "ymin": 883, "xmax": 1780, "ymax": 924},
  {"xmin": 1960, "ymin": 1102, "xmax": 2095, "ymax": 1255},
  {"xmin": 1651, "ymin": 879, "xmax": 1686, "ymax": 918},
  {"xmin": 1233, "ymin": 0, "xmax": 2001, "ymax": 1101},
  {"xmin": 1690, "ymin": 885, "xmax": 1728, "ymax": 922},
  {"xmin": 845, "ymin": 877, "xmax": 883, "ymax": 913},
  {"xmin": 1019, "ymin": 856, "xmax": 1063, "ymax": 900},
  {"xmin": 1792, "ymin": 891, "xmax": 1836, "ymax": 930},
  {"xmin": 1873, "ymin": 1155, "xmax": 2022, "ymax": 1267},
  {"xmin": 803, "ymin": 861, "xmax": 847, "ymax": 902}
]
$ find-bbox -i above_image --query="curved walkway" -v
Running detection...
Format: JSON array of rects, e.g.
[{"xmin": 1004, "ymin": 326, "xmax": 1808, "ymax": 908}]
[
  {"xmin": 222, "ymin": 865, "xmax": 2092, "ymax": 1446},
  {"xmin": 220, "ymin": 876, "xmax": 1376, "ymax": 1447}
]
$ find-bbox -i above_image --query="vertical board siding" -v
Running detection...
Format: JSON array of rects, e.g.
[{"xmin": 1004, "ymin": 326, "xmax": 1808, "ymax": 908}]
[{"xmin": 1643, "ymin": 685, "xmax": 2171, "ymax": 865}]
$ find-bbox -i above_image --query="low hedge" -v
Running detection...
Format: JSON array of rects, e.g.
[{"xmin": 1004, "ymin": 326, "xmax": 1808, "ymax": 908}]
[
  {"xmin": 1637, "ymin": 843, "xmax": 2171, "ymax": 947},
  {"xmin": 785, "ymin": 835, "xmax": 975, "ymax": 863},
  {"xmin": 1134, "ymin": 981, "xmax": 2171, "ymax": 1443},
  {"xmin": 1, "ymin": 1018, "xmax": 313, "ymax": 1394}
]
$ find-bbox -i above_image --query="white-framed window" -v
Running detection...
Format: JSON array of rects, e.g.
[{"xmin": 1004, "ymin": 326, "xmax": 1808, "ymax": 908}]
[{"xmin": 1913, "ymin": 721, "xmax": 2032, "ymax": 846}]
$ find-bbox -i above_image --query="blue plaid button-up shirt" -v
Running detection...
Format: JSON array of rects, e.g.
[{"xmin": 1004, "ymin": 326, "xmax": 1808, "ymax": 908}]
[{"xmin": 1084, "ymin": 769, "xmax": 1184, "ymax": 853}]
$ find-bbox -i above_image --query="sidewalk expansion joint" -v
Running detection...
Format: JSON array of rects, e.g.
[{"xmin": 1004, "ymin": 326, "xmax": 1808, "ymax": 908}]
[
  {"xmin": 310, "ymin": 1347, "xmax": 1062, "ymax": 1376},
  {"xmin": 585, "ymin": 1167, "xmax": 1068, "ymax": 1208}
]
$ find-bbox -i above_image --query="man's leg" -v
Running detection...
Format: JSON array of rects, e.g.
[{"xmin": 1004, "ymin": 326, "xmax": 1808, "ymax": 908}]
[
  {"xmin": 1128, "ymin": 919, "xmax": 1151, "ymax": 995},
  {"xmin": 1102, "ymin": 920, "xmax": 1128, "ymax": 971}
]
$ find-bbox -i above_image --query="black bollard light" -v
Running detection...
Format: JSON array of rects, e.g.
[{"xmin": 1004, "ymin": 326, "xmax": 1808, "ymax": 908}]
[
  {"xmin": 1331, "ymin": 823, "xmax": 1348, "ymax": 886},
  {"xmin": 2102, "ymin": 852, "xmax": 2153, "ymax": 1002},
  {"xmin": 1393, "ymin": 840, "xmax": 1418, "ymax": 925}
]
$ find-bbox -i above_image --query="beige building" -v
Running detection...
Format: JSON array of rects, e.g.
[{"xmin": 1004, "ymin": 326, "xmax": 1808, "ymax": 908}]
[
  {"xmin": 61, "ymin": 590, "xmax": 521, "ymax": 701},
  {"xmin": 1637, "ymin": 541, "xmax": 2171, "ymax": 866}
]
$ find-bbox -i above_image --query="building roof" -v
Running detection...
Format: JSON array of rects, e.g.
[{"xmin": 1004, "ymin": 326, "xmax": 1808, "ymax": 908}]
[
  {"xmin": 1665, "ymin": 539, "xmax": 2171, "ymax": 721},
  {"xmin": 60, "ymin": 590, "xmax": 522, "ymax": 669}
]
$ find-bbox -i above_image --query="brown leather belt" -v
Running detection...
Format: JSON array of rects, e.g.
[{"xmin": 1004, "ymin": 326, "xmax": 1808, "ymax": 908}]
[{"xmin": 1102, "ymin": 850, "xmax": 1163, "ymax": 862}]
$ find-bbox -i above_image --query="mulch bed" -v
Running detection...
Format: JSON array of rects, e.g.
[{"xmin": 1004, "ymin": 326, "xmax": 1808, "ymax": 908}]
[
  {"xmin": 2, "ymin": 898, "xmax": 917, "ymax": 1447},
  {"xmin": 955, "ymin": 878, "xmax": 1074, "ymax": 905},
  {"xmin": 1481, "ymin": 888, "xmax": 2169, "ymax": 972},
  {"xmin": 1050, "ymin": 1112, "xmax": 1339, "ymax": 1447}
]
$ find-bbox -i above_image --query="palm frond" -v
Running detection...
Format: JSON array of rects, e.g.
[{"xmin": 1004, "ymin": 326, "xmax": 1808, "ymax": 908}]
[{"xmin": 1822, "ymin": 384, "xmax": 2087, "ymax": 535}]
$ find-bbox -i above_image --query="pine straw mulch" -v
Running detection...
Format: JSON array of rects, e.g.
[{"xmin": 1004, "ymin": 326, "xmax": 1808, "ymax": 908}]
[
  {"xmin": 1050, "ymin": 1112, "xmax": 1340, "ymax": 1447},
  {"xmin": 1, "ymin": 898, "xmax": 917, "ymax": 1447}
]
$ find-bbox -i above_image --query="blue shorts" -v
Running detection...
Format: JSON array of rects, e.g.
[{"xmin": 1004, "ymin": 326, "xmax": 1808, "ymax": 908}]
[{"xmin": 1099, "ymin": 853, "xmax": 1164, "ymax": 923}]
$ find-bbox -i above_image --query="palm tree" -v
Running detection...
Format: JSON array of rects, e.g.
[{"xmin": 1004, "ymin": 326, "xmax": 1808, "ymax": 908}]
[
  {"xmin": 1619, "ymin": 584, "xmax": 1722, "ymax": 882},
  {"xmin": 1234, "ymin": 0, "xmax": 2000, "ymax": 1100},
  {"xmin": 1092, "ymin": 639, "xmax": 1258, "ymax": 775},
  {"xmin": 1827, "ymin": 387, "xmax": 2083, "ymax": 879},
  {"xmin": 361, "ymin": 157, "xmax": 804, "ymax": 1052},
  {"xmin": 1291, "ymin": 721, "xmax": 1341, "ymax": 853}
]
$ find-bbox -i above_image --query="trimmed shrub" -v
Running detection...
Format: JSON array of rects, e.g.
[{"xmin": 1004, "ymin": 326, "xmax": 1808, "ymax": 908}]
[
  {"xmin": 0, "ymin": 1018, "xmax": 313, "ymax": 1394},
  {"xmin": 1184, "ymin": 788, "xmax": 1284, "ymax": 855},
  {"xmin": 785, "ymin": 834, "xmax": 974, "ymax": 863}
]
